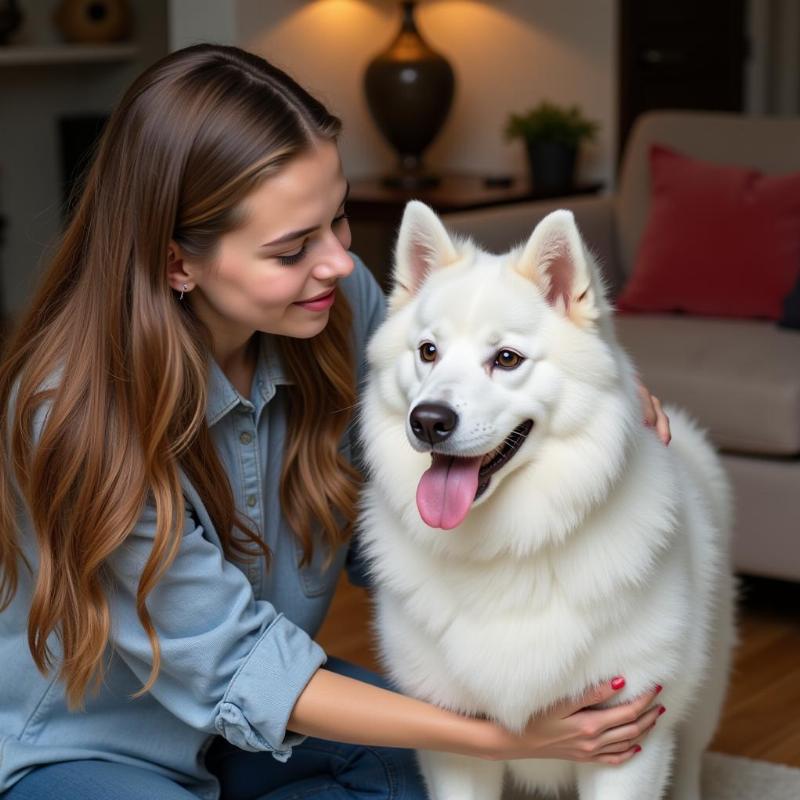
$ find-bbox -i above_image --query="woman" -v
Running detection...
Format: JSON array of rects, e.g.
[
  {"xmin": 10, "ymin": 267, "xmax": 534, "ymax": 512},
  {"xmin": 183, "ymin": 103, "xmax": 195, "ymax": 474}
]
[{"xmin": 0, "ymin": 45, "xmax": 669, "ymax": 799}]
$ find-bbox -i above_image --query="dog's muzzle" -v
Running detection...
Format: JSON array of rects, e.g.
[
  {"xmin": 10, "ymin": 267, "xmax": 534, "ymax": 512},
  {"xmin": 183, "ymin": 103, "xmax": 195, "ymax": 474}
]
[{"xmin": 411, "ymin": 404, "xmax": 535, "ymax": 530}]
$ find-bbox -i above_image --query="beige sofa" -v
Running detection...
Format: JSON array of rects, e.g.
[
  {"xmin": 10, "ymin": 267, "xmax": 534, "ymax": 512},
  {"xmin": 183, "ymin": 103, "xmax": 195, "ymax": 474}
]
[{"xmin": 442, "ymin": 111, "xmax": 800, "ymax": 583}]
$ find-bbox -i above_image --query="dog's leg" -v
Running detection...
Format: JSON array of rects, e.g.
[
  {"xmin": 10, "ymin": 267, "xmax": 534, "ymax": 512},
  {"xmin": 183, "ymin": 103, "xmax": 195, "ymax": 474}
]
[
  {"xmin": 668, "ymin": 571, "xmax": 737, "ymax": 800},
  {"xmin": 574, "ymin": 727, "xmax": 676, "ymax": 799},
  {"xmin": 415, "ymin": 749, "xmax": 506, "ymax": 800},
  {"xmin": 666, "ymin": 739, "xmax": 702, "ymax": 800}
]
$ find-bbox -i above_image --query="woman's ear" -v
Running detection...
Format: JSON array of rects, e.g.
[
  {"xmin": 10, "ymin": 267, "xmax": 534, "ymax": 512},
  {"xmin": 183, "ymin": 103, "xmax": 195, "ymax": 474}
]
[{"xmin": 166, "ymin": 240, "xmax": 193, "ymax": 293}]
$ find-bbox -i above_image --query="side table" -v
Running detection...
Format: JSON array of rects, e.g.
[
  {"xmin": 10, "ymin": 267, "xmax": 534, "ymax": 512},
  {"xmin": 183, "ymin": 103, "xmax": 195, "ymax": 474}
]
[{"xmin": 347, "ymin": 173, "xmax": 604, "ymax": 290}]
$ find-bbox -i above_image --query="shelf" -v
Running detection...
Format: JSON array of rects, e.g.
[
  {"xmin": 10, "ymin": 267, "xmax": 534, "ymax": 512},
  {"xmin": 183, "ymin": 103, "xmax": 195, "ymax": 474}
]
[{"xmin": 0, "ymin": 43, "xmax": 139, "ymax": 66}]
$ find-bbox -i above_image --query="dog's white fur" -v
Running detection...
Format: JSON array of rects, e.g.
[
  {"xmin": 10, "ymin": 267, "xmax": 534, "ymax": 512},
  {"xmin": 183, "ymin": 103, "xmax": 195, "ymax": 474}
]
[{"xmin": 357, "ymin": 202, "xmax": 737, "ymax": 800}]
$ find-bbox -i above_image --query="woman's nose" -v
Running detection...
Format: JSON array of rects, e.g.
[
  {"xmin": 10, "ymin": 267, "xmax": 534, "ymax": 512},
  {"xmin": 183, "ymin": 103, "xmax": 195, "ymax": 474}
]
[{"xmin": 313, "ymin": 234, "xmax": 355, "ymax": 280}]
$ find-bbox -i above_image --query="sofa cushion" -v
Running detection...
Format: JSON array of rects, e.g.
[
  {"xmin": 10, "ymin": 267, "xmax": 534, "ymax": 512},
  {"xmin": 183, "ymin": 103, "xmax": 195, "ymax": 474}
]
[
  {"xmin": 616, "ymin": 145, "xmax": 800, "ymax": 320},
  {"xmin": 614, "ymin": 314, "xmax": 800, "ymax": 456},
  {"xmin": 616, "ymin": 112, "xmax": 800, "ymax": 281}
]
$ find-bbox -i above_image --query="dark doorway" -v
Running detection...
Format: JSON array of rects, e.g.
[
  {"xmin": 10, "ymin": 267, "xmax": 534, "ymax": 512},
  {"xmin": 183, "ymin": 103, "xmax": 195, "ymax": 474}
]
[
  {"xmin": 58, "ymin": 114, "xmax": 109, "ymax": 223},
  {"xmin": 618, "ymin": 0, "xmax": 747, "ymax": 159}
]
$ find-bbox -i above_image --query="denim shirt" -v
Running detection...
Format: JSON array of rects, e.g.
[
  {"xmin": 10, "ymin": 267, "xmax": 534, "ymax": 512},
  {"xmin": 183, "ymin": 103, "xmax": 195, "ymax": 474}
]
[{"xmin": 0, "ymin": 256, "xmax": 385, "ymax": 799}]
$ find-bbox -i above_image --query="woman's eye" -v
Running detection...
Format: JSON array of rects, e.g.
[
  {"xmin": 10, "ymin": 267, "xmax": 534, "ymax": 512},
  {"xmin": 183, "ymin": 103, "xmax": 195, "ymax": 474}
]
[
  {"xmin": 419, "ymin": 342, "xmax": 437, "ymax": 363},
  {"xmin": 277, "ymin": 242, "xmax": 308, "ymax": 265},
  {"xmin": 276, "ymin": 210, "xmax": 347, "ymax": 265},
  {"xmin": 494, "ymin": 349, "xmax": 524, "ymax": 369}
]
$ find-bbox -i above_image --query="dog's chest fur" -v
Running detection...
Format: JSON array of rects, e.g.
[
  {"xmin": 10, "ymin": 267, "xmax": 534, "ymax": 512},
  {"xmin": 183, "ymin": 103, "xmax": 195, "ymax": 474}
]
[{"xmin": 362, "ymin": 469, "xmax": 692, "ymax": 733}]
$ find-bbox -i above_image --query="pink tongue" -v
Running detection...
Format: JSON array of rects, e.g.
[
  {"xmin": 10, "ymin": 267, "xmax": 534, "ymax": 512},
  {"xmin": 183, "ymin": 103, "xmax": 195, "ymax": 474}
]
[{"xmin": 416, "ymin": 454, "xmax": 483, "ymax": 530}]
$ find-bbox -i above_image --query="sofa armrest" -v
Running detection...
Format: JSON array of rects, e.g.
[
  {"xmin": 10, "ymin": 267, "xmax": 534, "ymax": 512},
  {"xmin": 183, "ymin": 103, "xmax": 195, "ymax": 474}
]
[{"xmin": 441, "ymin": 194, "xmax": 626, "ymax": 298}]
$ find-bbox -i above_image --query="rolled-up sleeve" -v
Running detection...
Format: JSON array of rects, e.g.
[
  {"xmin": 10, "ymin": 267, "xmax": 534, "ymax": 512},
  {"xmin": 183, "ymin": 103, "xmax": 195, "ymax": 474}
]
[{"xmin": 105, "ymin": 500, "xmax": 326, "ymax": 762}]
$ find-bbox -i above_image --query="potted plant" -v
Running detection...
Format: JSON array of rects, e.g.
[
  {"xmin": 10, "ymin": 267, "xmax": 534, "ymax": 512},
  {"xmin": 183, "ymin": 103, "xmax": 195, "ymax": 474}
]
[{"xmin": 505, "ymin": 101, "xmax": 599, "ymax": 192}]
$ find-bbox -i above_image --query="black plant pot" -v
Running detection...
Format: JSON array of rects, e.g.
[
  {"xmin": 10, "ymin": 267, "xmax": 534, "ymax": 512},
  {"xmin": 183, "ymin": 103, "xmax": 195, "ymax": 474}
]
[
  {"xmin": 527, "ymin": 140, "xmax": 578, "ymax": 193},
  {"xmin": 364, "ymin": 1, "xmax": 455, "ymax": 188}
]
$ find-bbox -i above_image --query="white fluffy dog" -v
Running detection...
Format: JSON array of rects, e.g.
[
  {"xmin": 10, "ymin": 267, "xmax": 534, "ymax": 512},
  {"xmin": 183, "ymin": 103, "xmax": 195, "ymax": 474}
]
[{"xmin": 357, "ymin": 201, "xmax": 737, "ymax": 800}]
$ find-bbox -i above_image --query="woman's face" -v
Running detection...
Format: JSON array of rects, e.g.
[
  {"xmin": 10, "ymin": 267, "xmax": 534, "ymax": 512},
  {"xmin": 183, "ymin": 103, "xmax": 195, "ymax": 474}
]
[{"xmin": 183, "ymin": 139, "xmax": 354, "ymax": 342}]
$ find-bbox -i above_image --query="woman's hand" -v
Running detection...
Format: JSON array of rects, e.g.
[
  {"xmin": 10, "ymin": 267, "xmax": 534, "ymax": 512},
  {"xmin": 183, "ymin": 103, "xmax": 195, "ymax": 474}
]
[
  {"xmin": 478, "ymin": 680, "xmax": 664, "ymax": 765},
  {"xmin": 637, "ymin": 380, "xmax": 671, "ymax": 445}
]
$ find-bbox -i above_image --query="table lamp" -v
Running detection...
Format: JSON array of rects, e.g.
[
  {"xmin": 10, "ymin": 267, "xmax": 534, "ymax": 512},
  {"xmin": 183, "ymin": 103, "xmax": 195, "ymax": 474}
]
[{"xmin": 364, "ymin": 0, "xmax": 455, "ymax": 188}]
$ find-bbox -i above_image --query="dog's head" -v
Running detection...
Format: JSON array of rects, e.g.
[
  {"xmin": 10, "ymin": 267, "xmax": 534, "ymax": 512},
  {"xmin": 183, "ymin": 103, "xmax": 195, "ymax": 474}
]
[{"xmin": 364, "ymin": 201, "xmax": 633, "ymax": 534}]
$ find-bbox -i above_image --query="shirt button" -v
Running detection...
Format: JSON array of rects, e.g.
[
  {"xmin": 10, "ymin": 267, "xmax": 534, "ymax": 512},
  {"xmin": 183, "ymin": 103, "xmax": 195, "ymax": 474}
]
[
  {"xmin": 239, "ymin": 431, "xmax": 253, "ymax": 445},
  {"xmin": 246, "ymin": 495, "xmax": 257, "ymax": 508}
]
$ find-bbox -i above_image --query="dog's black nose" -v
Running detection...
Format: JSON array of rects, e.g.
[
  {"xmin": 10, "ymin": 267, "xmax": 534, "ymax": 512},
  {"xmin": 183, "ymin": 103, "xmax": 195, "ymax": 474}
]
[{"xmin": 409, "ymin": 403, "xmax": 458, "ymax": 445}]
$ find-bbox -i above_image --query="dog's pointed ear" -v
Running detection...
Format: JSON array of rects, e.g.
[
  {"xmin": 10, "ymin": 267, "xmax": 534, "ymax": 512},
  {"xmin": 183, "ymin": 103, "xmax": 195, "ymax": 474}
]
[
  {"xmin": 516, "ymin": 209, "xmax": 599, "ymax": 319},
  {"xmin": 390, "ymin": 201, "xmax": 459, "ymax": 308}
]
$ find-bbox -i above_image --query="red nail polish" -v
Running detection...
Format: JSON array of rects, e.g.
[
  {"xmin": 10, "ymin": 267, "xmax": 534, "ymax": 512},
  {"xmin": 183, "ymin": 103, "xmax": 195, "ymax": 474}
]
[
  {"xmin": 611, "ymin": 676, "xmax": 626, "ymax": 690},
  {"xmin": 634, "ymin": 745, "xmax": 642, "ymax": 753},
  {"xmin": 655, "ymin": 684, "xmax": 663, "ymax": 694},
  {"xmin": 658, "ymin": 706, "xmax": 666, "ymax": 716}
]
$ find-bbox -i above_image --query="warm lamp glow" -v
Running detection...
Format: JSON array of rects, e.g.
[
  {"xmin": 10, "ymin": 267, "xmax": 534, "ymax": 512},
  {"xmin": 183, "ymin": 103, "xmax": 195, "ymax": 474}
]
[{"xmin": 240, "ymin": 0, "xmax": 611, "ymax": 183}]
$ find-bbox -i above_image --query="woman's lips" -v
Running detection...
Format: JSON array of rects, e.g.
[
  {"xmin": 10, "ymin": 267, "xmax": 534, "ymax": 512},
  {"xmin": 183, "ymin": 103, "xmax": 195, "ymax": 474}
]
[{"xmin": 293, "ymin": 288, "xmax": 336, "ymax": 311}]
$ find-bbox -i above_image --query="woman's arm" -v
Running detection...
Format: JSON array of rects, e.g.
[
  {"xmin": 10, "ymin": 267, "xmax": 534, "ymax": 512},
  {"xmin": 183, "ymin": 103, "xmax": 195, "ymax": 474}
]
[
  {"xmin": 288, "ymin": 668, "xmax": 664, "ymax": 766},
  {"xmin": 104, "ymin": 496, "xmax": 327, "ymax": 759}
]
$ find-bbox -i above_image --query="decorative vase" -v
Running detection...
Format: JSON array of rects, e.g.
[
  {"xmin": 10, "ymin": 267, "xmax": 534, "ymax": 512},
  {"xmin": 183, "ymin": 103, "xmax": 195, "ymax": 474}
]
[
  {"xmin": 0, "ymin": 0, "xmax": 22, "ymax": 45},
  {"xmin": 364, "ymin": 1, "xmax": 455, "ymax": 189},
  {"xmin": 526, "ymin": 140, "xmax": 577, "ymax": 193},
  {"xmin": 53, "ymin": 0, "xmax": 132, "ymax": 44}
]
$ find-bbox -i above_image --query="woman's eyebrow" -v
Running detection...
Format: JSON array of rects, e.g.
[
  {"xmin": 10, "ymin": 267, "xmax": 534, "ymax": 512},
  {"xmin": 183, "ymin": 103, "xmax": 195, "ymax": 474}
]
[
  {"xmin": 262, "ymin": 225, "xmax": 317, "ymax": 247},
  {"xmin": 260, "ymin": 181, "xmax": 350, "ymax": 248}
]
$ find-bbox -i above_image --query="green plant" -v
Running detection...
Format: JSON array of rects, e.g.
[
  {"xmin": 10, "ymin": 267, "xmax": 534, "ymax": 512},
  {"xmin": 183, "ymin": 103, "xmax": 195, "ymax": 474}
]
[{"xmin": 504, "ymin": 101, "xmax": 599, "ymax": 148}]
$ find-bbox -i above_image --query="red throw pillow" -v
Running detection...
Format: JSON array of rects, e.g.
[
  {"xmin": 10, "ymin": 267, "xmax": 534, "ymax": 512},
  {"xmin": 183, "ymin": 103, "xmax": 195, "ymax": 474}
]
[{"xmin": 616, "ymin": 144, "xmax": 800, "ymax": 319}]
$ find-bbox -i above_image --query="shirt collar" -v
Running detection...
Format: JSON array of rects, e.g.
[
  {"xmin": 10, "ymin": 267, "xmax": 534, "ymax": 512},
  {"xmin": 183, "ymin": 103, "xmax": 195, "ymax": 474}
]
[{"xmin": 206, "ymin": 333, "xmax": 293, "ymax": 426}]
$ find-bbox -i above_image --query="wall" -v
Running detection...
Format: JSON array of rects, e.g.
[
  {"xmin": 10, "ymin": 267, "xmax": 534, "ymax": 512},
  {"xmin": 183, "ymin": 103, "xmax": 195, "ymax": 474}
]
[
  {"xmin": 4, "ymin": 0, "xmax": 781, "ymax": 315},
  {"xmin": 0, "ymin": 1, "xmax": 168, "ymax": 315},
  {"xmin": 171, "ymin": 0, "xmax": 618, "ymax": 186}
]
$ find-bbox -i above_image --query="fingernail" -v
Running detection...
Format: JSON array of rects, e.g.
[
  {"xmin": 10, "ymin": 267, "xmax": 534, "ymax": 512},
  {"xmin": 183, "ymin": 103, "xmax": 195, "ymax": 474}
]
[
  {"xmin": 658, "ymin": 706, "xmax": 667, "ymax": 716},
  {"xmin": 655, "ymin": 684, "xmax": 663, "ymax": 694},
  {"xmin": 634, "ymin": 745, "xmax": 642, "ymax": 753},
  {"xmin": 611, "ymin": 676, "xmax": 626, "ymax": 690}
]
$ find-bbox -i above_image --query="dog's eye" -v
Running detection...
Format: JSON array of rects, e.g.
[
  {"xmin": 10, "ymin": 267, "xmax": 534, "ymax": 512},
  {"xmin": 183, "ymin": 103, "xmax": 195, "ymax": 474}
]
[
  {"xmin": 419, "ymin": 342, "xmax": 437, "ymax": 363},
  {"xmin": 494, "ymin": 349, "xmax": 524, "ymax": 370}
]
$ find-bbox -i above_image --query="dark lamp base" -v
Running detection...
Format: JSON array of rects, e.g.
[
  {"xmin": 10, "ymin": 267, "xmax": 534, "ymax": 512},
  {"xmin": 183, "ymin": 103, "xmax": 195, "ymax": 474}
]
[
  {"xmin": 381, "ymin": 171, "xmax": 441, "ymax": 190},
  {"xmin": 380, "ymin": 154, "xmax": 441, "ymax": 189}
]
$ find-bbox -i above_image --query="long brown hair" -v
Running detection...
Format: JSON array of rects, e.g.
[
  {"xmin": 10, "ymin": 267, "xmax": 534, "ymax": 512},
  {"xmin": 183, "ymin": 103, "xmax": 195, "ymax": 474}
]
[{"xmin": 0, "ymin": 44, "xmax": 360, "ymax": 709}]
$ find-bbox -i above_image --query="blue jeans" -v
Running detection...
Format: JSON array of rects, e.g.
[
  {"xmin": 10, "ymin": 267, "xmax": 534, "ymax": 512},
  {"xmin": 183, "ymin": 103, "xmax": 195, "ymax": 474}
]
[{"xmin": 1, "ymin": 657, "xmax": 430, "ymax": 799}]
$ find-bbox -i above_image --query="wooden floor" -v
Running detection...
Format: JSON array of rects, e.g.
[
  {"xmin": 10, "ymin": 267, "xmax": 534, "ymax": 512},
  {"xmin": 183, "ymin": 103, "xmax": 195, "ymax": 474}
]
[{"xmin": 317, "ymin": 572, "xmax": 800, "ymax": 768}]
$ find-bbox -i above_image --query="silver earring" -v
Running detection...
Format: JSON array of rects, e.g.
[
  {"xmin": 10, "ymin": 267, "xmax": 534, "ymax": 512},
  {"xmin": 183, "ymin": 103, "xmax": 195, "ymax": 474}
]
[{"xmin": 179, "ymin": 283, "xmax": 187, "ymax": 301}]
